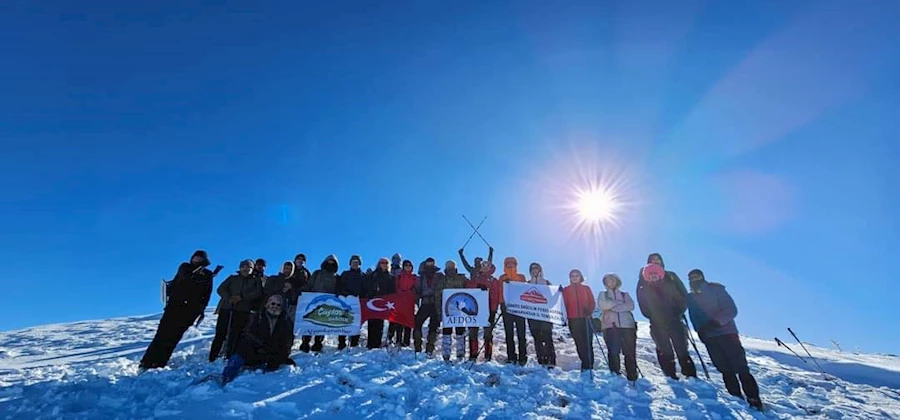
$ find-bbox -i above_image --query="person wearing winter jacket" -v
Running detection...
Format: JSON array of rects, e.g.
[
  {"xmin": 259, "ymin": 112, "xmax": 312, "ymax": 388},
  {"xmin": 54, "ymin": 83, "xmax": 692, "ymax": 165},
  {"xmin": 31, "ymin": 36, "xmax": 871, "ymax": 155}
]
[
  {"xmin": 597, "ymin": 273, "xmax": 638, "ymax": 381},
  {"xmin": 637, "ymin": 261, "xmax": 697, "ymax": 379},
  {"xmin": 687, "ymin": 269, "xmax": 763, "ymax": 410},
  {"xmin": 563, "ymin": 269, "xmax": 596, "ymax": 371},
  {"xmin": 221, "ymin": 294, "xmax": 295, "ymax": 384},
  {"xmin": 364, "ymin": 257, "xmax": 397, "ymax": 349},
  {"xmin": 390, "ymin": 253, "xmax": 404, "ymax": 278},
  {"xmin": 458, "ymin": 246, "xmax": 494, "ymax": 280},
  {"xmin": 209, "ymin": 259, "xmax": 264, "ymax": 362},
  {"xmin": 337, "ymin": 255, "xmax": 365, "ymax": 349},
  {"xmin": 285, "ymin": 253, "xmax": 311, "ymax": 321},
  {"xmin": 299, "ymin": 254, "xmax": 341, "ymax": 353},
  {"xmin": 140, "ymin": 250, "xmax": 215, "ymax": 370},
  {"xmin": 499, "ymin": 257, "xmax": 528, "ymax": 365},
  {"xmin": 413, "ymin": 257, "xmax": 441, "ymax": 355},
  {"xmin": 435, "ymin": 260, "xmax": 468, "ymax": 361},
  {"xmin": 257, "ymin": 261, "xmax": 292, "ymax": 313},
  {"xmin": 466, "ymin": 260, "xmax": 501, "ymax": 362},
  {"xmin": 527, "ymin": 262, "xmax": 556, "ymax": 367},
  {"xmin": 388, "ymin": 259, "xmax": 417, "ymax": 347}
]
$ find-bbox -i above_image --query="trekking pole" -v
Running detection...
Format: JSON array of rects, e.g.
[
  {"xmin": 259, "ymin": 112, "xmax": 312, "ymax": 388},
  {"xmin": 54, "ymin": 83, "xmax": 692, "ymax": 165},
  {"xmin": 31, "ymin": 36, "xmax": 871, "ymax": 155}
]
[
  {"xmin": 614, "ymin": 322, "xmax": 643, "ymax": 380},
  {"xmin": 587, "ymin": 316, "xmax": 609, "ymax": 368},
  {"xmin": 467, "ymin": 316, "xmax": 501, "ymax": 370},
  {"xmin": 463, "ymin": 215, "xmax": 492, "ymax": 248},
  {"xmin": 775, "ymin": 337, "xmax": 811, "ymax": 365},
  {"xmin": 682, "ymin": 315, "xmax": 710, "ymax": 380},
  {"xmin": 219, "ymin": 310, "xmax": 234, "ymax": 359},
  {"xmin": 788, "ymin": 328, "xmax": 827, "ymax": 374},
  {"xmin": 461, "ymin": 216, "xmax": 487, "ymax": 249}
]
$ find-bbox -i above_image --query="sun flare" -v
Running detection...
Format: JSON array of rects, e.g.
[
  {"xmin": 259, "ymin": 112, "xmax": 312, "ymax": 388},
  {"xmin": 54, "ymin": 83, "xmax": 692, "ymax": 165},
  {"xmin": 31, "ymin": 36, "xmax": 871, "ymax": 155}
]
[{"xmin": 575, "ymin": 187, "xmax": 617, "ymax": 224}]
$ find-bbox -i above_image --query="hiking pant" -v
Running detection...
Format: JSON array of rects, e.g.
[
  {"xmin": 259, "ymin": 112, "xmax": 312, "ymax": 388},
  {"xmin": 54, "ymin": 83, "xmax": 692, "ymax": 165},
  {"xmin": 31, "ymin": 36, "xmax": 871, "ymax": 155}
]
[
  {"xmin": 338, "ymin": 335, "xmax": 360, "ymax": 349},
  {"xmin": 650, "ymin": 319, "xmax": 697, "ymax": 379},
  {"xmin": 603, "ymin": 327, "xmax": 638, "ymax": 381},
  {"xmin": 528, "ymin": 319, "xmax": 556, "ymax": 366},
  {"xmin": 568, "ymin": 317, "xmax": 594, "ymax": 370},
  {"xmin": 502, "ymin": 310, "xmax": 527, "ymax": 364},
  {"xmin": 388, "ymin": 323, "xmax": 411, "ymax": 346},
  {"xmin": 209, "ymin": 309, "xmax": 250, "ymax": 361},
  {"xmin": 704, "ymin": 334, "xmax": 760, "ymax": 401},
  {"xmin": 140, "ymin": 304, "xmax": 198, "ymax": 369},
  {"xmin": 413, "ymin": 302, "xmax": 439, "ymax": 353},
  {"xmin": 468, "ymin": 311, "xmax": 497, "ymax": 361},
  {"xmin": 441, "ymin": 327, "xmax": 466, "ymax": 360},
  {"xmin": 299, "ymin": 335, "xmax": 325, "ymax": 352},
  {"xmin": 367, "ymin": 319, "xmax": 385, "ymax": 349}
]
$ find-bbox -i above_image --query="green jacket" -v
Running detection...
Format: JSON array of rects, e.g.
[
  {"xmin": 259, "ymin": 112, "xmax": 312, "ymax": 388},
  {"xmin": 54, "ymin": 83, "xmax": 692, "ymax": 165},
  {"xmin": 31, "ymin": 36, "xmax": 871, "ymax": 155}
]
[{"xmin": 216, "ymin": 274, "xmax": 264, "ymax": 313}]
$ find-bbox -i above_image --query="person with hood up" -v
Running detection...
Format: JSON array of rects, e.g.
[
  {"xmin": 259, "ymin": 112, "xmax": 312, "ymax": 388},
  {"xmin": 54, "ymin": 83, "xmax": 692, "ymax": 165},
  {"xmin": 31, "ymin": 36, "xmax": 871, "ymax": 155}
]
[
  {"xmin": 285, "ymin": 253, "xmax": 311, "ymax": 321},
  {"xmin": 466, "ymin": 260, "xmax": 501, "ymax": 362},
  {"xmin": 140, "ymin": 250, "xmax": 215, "ymax": 370},
  {"xmin": 562, "ymin": 269, "xmax": 596, "ymax": 371},
  {"xmin": 364, "ymin": 257, "xmax": 397, "ymax": 349},
  {"xmin": 597, "ymin": 273, "xmax": 638, "ymax": 381},
  {"xmin": 687, "ymin": 269, "xmax": 763, "ymax": 410},
  {"xmin": 299, "ymin": 254, "xmax": 341, "ymax": 353},
  {"xmin": 390, "ymin": 253, "xmax": 404, "ymax": 278},
  {"xmin": 435, "ymin": 260, "xmax": 469, "ymax": 361},
  {"xmin": 221, "ymin": 294, "xmax": 295, "ymax": 384},
  {"xmin": 637, "ymin": 260, "xmax": 697, "ymax": 379},
  {"xmin": 388, "ymin": 259, "xmax": 417, "ymax": 346},
  {"xmin": 499, "ymin": 257, "xmax": 528, "ymax": 365},
  {"xmin": 458, "ymin": 246, "xmax": 494, "ymax": 279},
  {"xmin": 210, "ymin": 259, "xmax": 264, "ymax": 361},
  {"xmin": 527, "ymin": 262, "xmax": 556, "ymax": 367},
  {"xmin": 413, "ymin": 257, "xmax": 441, "ymax": 355},
  {"xmin": 337, "ymin": 255, "xmax": 365, "ymax": 350}
]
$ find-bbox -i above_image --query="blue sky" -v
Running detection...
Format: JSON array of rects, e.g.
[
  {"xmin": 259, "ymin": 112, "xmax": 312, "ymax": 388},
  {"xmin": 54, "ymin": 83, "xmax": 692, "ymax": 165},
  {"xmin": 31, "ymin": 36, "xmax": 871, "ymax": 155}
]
[{"xmin": 1, "ymin": 0, "xmax": 897, "ymax": 353}]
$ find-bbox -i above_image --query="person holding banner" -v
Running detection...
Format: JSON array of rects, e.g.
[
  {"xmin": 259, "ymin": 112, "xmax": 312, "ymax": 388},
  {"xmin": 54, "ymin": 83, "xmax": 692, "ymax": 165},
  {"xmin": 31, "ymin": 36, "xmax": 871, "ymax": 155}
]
[
  {"xmin": 388, "ymin": 260, "xmax": 417, "ymax": 347},
  {"xmin": 597, "ymin": 273, "xmax": 638, "ymax": 381},
  {"xmin": 499, "ymin": 257, "xmax": 528, "ymax": 365},
  {"xmin": 337, "ymin": 255, "xmax": 365, "ymax": 350},
  {"xmin": 298, "ymin": 254, "xmax": 341, "ymax": 353},
  {"xmin": 363, "ymin": 257, "xmax": 396, "ymax": 349},
  {"xmin": 527, "ymin": 262, "xmax": 557, "ymax": 367},
  {"xmin": 466, "ymin": 260, "xmax": 501, "ymax": 362},
  {"xmin": 563, "ymin": 269, "xmax": 596, "ymax": 371},
  {"xmin": 436, "ymin": 260, "xmax": 469, "ymax": 361}
]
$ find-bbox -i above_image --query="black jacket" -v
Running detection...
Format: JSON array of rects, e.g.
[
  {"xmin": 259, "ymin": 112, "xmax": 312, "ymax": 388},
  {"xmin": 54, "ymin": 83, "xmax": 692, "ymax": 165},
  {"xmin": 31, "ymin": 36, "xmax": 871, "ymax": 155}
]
[
  {"xmin": 235, "ymin": 311, "xmax": 294, "ymax": 370},
  {"xmin": 167, "ymin": 262, "xmax": 214, "ymax": 315},
  {"xmin": 256, "ymin": 275, "xmax": 288, "ymax": 311},
  {"xmin": 338, "ymin": 269, "xmax": 365, "ymax": 297},
  {"xmin": 364, "ymin": 268, "xmax": 396, "ymax": 298},
  {"xmin": 636, "ymin": 274, "xmax": 689, "ymax": 325},
  {"xmin": 286, "ymin": 266, "xmax": 311, "ymax": 303}
]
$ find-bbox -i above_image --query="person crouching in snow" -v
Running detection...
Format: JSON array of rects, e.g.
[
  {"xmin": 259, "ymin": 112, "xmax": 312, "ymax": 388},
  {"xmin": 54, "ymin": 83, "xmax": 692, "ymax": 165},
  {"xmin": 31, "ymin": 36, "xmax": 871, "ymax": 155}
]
[
  {"xmin": 563, "ymin": 269, "xmax": 596, "ymax": 371},
  {"xmin": 221, "ymin": 294, "xmax": 295, "ymax": 384},
  {"xmin": 436, "ymin": 260, "xmax": 468, "ymax": 361},
  {"xmin": 499, "ymin": 257, "xmax": 528, "ymax": 365},
  {"xmin": 637, "ymin": 262, "xmax": 697, "ymax": 379},
  {"xmin": 687, "ymin": 269, "xmax": 763, "ymax": 410},
  {"xmin": 466, "ymin": 260, "xmax": 501, "ymax": 362},
  {"xmin": 597, "ymin": 273, "xmax": 638, "ymax": 381},
  {"xmin": 527, "ymin": 262, "xmax": 556, "ymax": 367}
]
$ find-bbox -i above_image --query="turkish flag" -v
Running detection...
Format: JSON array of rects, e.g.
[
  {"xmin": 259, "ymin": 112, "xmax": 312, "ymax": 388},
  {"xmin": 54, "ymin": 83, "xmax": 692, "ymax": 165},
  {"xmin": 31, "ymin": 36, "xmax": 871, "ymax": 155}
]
[{"xmin": 360, "ymin": 291, "xmax": 416, "ymax": 328}]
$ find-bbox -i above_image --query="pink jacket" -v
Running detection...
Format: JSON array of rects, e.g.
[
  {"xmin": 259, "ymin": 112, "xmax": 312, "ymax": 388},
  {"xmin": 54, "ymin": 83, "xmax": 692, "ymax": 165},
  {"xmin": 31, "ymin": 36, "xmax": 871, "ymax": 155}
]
[{"xmin": 597, "ymin": 289, "xmax": 636, "ymax": 330}]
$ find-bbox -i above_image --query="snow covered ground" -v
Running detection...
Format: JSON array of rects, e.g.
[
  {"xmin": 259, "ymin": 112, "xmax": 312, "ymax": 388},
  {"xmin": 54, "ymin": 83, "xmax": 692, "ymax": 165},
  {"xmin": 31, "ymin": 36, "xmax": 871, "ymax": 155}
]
[{"xmin": 1, "ymin": 310, "xmax": 898, "ymax": 419}]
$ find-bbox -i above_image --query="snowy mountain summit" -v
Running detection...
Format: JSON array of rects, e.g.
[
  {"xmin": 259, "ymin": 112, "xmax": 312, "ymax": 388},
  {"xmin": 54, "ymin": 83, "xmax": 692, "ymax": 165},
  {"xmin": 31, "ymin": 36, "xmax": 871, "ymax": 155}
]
[{"xmin": 1, "ymin": 310, "xmax": 898, "ymax": 419}]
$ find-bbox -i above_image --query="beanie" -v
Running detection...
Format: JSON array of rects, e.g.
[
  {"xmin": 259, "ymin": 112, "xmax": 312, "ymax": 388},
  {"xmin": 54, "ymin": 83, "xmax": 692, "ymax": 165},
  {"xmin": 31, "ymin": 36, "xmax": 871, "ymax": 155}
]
[
  {"xmin": 240, "ymin": 259, "xmax": 255, "ymax": 269},
  {"xmin": 349, "ymin": 255, "xmax": 362, "ymax": 265},
  {"xmin": 642, "ymin": 263, "xmax": 665, "ymax": 281},
  {"xmin": 688, "ymin": 269, "xmax": 705, "ymax": 283}
]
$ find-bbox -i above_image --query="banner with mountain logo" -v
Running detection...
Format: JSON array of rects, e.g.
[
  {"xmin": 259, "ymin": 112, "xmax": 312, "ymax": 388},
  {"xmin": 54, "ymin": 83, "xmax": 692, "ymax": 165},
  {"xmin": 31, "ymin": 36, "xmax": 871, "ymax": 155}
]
[
  {"xmin": 295, "ymin": 293, "xmax": 362, "ymax": 336},
  {"xmin": 502, "ymin": 282, "xmax": 567, "ymax": 325},
  {"xmin": 440, "ymin": 289, "xmax": 489, "ymax": 327}
]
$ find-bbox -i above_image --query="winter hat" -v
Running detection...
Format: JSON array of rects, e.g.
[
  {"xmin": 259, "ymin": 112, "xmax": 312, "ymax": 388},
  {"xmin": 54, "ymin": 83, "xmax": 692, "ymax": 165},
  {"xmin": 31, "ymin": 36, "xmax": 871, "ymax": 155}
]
[
  {"xmin": 445, "ymin": 260, "xmax": 457, "ymax": 271},
  {"xmin": 191, "ymin": 250, "xmax": 210, "ymax": 266},
  {"xmin": 255, "ymin": 258, "xmax": 267, "ymax": 268},
  {"xmin": 282, "ymin": 261, "xmax": 296, "ymax": 277},
  {"xmin": 642, "ymin": 264, "xmax": 665, "ymax": 281},
  {"xmin": 480, "ymin": 260, "xmax": 496, "ymax": 275},
  {"xmin": 602, "ymin": 273, "xmax": 622, "ymax": 290},
  {"xmin": 647, "ymin": 253, "xmax": 665, "ymax": 268},
  {"xmin": 377, "ymin": 257, "xmax": 391, "ymax": 270},
  {"xmin": 240, "ymin": 259, "xmax": 255, "ymax": 269},
  {"xmin": 425, "ymin": 257, "xmax": 436, "ymax": 265},
  {"xmin": 402, "ymin": 259, "xmax": 414, "ymax": 270},
  {"xmin": 294, "ymin": 253, "xmax": 307, "ymax": 263},
  {"xmin": 688, "ymin": 269, "xmax": 705, "ymax": 283},
  {"xmin": 349, "ymin": 255, "xmax": 362, "ymax": 265},
  {"xmin": 391, "ymin": 253, "xmax": 402, "ymax": 265}
]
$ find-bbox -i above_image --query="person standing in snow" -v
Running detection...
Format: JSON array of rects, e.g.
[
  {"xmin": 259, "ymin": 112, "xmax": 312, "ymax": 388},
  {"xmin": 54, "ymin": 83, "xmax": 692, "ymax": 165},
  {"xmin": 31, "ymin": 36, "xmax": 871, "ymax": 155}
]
[
  {"xmin": 364, "ymin": 257, "xmax": 396, "ymax": 349},
  {"xmin": 466, "ymin": 260, "xmax": 501, "ymax": 362},
  {"xmin": 221, "ymin": 294, "xmax": 295, "ymax": 384},
  {"xmin": 390, "ymin": 253, "xmax": 404, "ymax": 278},
  {"xmin": 499, "ymin": 257, "xmax": 528, "ymax": 365},
  {"xmin": 636, "ymin": 259, "xmax": 697, "ymax": 379},
  {"xmin": 413, "ymin": 257, "xmax": 441, "ymax": 356},
  {"xmin": 388, "ymin": 259, "xmax": 417, "ymax": 346},
  {"xmin": 209, "ymin": 259, "xmax": 264, "ymax": 362},
  {"xmin": 435, "ymin": 260, "xmax": 468, "ymax": 361},
  {"xmin": 248, "ymin": 258, "xmax": 269, "ymax": 311},
  {"xmin": 140, "ymin": 250, "xmax": 215, "ymax": 370},
  {"xmin": 299, "ymin": 254, "xmax": 341, "ymax": 353},
  {"xmin": 527, "ymin": 262, "xmax": 556, "ymax": 367},
  {"xmin": 563, "ymin": 269, "xmax": 596, "ymax": 371},
  {"xmin": 598, "ymin": 273, "xmax": 639, "ymax": 381},
  {"xmin": 285, "ymin": 253, "xmax": 311, "ymax": 322},
  {"xmin": 458, "ymin": 246, "xmax": 494, "ymax": 279},
  {"xmin": 686, "ymin": 269, "xmax": 763, "ymax": 410},
  {"xmin": 336, "ymin": 255, "xmax": 365, "ymax": 350}
]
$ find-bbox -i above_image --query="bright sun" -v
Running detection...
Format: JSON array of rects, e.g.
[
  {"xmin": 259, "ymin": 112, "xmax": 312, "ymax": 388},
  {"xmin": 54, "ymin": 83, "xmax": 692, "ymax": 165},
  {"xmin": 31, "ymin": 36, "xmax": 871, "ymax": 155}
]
[{"xmin": 576, "ymin": 188, "xmax": 617, "ymax": 223}]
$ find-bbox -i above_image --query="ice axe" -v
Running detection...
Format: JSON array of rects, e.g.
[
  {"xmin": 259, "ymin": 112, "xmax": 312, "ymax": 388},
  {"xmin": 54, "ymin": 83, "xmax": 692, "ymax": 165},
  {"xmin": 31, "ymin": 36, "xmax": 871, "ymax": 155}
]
[{"xmin": 463, "ymin": 215, "xmax": 492, "ymax": 248}]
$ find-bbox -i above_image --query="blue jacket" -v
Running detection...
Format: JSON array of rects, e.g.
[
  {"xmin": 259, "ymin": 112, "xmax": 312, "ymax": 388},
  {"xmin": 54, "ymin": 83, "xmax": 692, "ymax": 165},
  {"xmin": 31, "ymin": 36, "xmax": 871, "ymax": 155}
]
[{"xmin": 686, "ymin": 281, "xmax": 739, "ymax": 341}]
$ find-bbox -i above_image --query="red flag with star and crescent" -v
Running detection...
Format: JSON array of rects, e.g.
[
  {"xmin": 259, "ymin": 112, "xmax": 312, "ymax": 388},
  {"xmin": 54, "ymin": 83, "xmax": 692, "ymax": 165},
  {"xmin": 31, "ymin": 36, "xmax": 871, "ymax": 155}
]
[{"xmin": 360, "ymin": 291, "xmax": 416, "ymax": 328}]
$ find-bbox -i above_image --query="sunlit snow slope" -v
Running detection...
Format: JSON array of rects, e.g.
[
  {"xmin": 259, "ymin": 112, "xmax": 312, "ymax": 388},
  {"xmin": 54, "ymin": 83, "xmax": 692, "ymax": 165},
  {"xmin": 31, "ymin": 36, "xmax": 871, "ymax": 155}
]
[{"xmin": 1, "ymin": 310, "xmax": 898, "ymax": 419}]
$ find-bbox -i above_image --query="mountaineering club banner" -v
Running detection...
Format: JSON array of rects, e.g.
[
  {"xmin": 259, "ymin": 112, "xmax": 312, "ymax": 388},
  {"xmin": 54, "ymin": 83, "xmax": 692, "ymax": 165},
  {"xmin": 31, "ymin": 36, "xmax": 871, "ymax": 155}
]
[
  {"xmin": 295, "ymin": 293, "xmax": 362, "ymax": 336},
  {"xmin": 440, "ymin": 289, "xmax": 489, "ymax": 327},
  {"xmin": 360, "ymin": 291, "xmax": 416, "ymax": 328},
  {"xmin": 502, "ymin": 282, "xmax": 567, "ymax": 326}
]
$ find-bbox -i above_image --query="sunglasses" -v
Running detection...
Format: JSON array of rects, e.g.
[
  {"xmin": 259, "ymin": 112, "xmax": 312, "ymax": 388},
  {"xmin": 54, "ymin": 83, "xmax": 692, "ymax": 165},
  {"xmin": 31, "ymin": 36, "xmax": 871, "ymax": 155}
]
[
  {"xmin": 268, "ymin": 302, "xmax": 282, "ymax": 308},
  {"xmin": 379, "ymin": 262, "xmax": 388, "ymax": 266}
]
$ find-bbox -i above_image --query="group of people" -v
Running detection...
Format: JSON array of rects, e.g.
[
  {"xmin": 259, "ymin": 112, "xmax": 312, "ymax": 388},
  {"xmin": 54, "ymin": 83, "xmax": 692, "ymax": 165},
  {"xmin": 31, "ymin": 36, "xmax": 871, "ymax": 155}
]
[{"xmin": 138, "ymin": 249, "xmax": 762, "ymax": 410}]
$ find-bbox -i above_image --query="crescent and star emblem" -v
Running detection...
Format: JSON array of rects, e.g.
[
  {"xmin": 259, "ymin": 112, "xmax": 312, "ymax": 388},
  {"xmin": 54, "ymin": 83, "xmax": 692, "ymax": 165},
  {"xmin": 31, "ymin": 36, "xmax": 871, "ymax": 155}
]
[{"xmin": 366, "ymin": 298, "xmax": 396, "ymax": 312}]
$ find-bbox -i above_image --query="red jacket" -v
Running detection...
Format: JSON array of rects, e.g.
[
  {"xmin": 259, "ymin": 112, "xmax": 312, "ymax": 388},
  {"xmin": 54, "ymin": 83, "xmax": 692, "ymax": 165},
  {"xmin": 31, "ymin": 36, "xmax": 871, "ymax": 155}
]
[
  {"xmin": 467, "ymin": 273, "xmax": 502, "ymax": 313},
  {"xmin": 563, "ymin": 283, "xmax": 595, "ymax": 319},
  {"xmin": 396, "ymin": 271, "xmax": 417, "ymax": 293}
]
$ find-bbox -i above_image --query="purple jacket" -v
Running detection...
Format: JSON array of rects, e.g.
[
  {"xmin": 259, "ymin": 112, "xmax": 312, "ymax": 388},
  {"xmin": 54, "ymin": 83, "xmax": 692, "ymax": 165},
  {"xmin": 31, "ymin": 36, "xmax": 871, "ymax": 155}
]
[
  {"xmin": 687, "ymin": 281, "xmax": 739, "ymax": 341},
  {"xmin": 597, "ymin": 289, "xmax": 637, "ymax": 330}
]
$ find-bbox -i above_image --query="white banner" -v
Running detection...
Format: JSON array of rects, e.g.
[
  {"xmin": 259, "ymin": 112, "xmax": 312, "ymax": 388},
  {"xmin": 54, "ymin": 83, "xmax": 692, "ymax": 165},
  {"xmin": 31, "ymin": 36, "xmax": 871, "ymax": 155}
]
[
  {"xmin": 502, "ymin": 282, "xmax": 568, "ymax": 326},
  {"xmin": 441, "ymin": 289, "xmax": 489, "ymax": 327},
  {"xmin": 295, "ymin": 293, "xmax": 362, "ymax": 336}
]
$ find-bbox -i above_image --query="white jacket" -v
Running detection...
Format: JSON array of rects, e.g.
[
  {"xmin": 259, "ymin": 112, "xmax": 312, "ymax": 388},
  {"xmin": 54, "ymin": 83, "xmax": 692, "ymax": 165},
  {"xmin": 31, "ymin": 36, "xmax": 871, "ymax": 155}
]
[{"xmin": 597, "ymin": 289, "xmax": 636, "ymax": 330}]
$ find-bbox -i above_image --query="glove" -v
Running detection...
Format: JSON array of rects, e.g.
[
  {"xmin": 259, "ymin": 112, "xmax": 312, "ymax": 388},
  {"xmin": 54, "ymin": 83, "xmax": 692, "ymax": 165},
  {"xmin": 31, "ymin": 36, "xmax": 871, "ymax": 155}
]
[
  {"xmin": 195, "ymin": 314, "xmax": 205, "ymax": 327},
  {"xmin": 458, "ymin": 248, "xmax": 464, "ymax": 254},
  {"xmin": 478, "ymin": 285, "xmax": 488, "ymax": 291},
  {"xmin": 504, "ymin": 280, "xmax": 510, "ymax": 284},
  {"xmin": 366, "ymin": 268, "xmax": 373, "ymax": 275}
]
